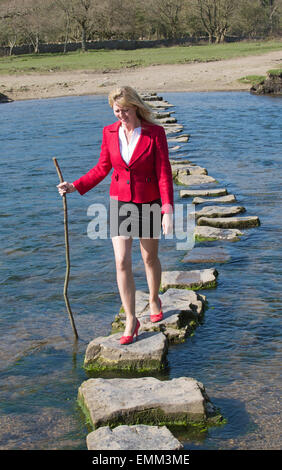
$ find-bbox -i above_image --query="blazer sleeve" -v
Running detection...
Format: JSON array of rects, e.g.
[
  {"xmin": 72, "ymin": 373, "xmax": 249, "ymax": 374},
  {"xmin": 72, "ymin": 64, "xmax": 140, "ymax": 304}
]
[
  {"xmin": 154, "ymin": 126, "xmax": 174, "ymax": 214},
  {"xmin": 72, "ymin": 128, "xmax": 112, "ymax": 195}
]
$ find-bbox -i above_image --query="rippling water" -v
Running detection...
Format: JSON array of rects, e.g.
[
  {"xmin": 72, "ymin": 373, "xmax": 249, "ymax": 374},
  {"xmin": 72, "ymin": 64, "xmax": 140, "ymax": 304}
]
[{"xmin": 0, "ymin": 92, "xmax": 281, "ymax": 449}]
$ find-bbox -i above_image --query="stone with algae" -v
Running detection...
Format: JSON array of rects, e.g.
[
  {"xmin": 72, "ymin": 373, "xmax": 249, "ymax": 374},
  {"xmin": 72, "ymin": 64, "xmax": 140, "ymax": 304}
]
[{"xmin": 78, "ymin": 376, "xmax": 221, "ymax": 429}]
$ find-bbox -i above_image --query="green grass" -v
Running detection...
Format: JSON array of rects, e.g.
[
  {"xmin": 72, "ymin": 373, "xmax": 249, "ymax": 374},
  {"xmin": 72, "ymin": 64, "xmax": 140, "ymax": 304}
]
[
  {"xmin": 268, "ymin": 67, "xmax": 282, "ymax": 75},
  {"xmin": 238, "ymin": 66, "xmax": 282, "ymax": 86},
  {"xmin": 238, "ymin": 74, "xmax": 266, "ymax": 85},
  {"xmin": 0, "ymin": 39, "xmax": 281, "ymax": 75}
]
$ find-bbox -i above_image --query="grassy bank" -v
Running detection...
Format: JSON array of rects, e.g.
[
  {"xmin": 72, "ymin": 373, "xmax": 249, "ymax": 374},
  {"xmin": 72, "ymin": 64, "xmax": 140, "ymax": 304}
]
[{"xmin": 0, "ymin": 40, "xmax": 281, "ymax": 75}]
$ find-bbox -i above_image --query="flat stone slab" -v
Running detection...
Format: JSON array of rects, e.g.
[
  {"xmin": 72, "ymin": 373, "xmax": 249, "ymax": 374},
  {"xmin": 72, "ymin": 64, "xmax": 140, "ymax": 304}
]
[
  {"xmin": 170, "ymin": 158, "xmax": 192, "ymax": 165},
  {"xmin": 158, "ymin": 117, "xmax": 177, "ymax": 124},
  {"xmin": 145, "ymin": 100, "xmax": 174, "ymax": 108},
  {"xmin": 87, "ymin": 425, "xmax": 183, "ymax": 450},
  {"xmin": 112, "ymin": 289, "xmax": 206, "ymax": 343},
  {"xmin": 161, "ymin": 268, "xmax": 218, "ymax": 291},
  {"xmin": 193, "ymin": 194, "xmax": 237, "ymax": 204},
  {"xmin": 195, "ymin": 205, "xmax": 246, "ymax": 220},
  {"xmin": 169, "ymin": 145, "xmax": 181, "ymax": 152},
  {"xmin": 176, "ymin": 173, "xmax": 217, "ymax": 186},
  {"xmin": 194, "ymin": 225, "xmax": 243, "ymax": 242},
  {"xmin": 164, "ymin": 124, "xmax": 184, "ymax": 135},
  {"xmin": 182, "ymin": 247, "xmax": 230, "ymax": 263},
  {"xmin": 172, "ymin": 164, "xmax": 207, "ymax": 176},
  {"xmin": 84, "ymin": 331, "xmax": 168, "ymax": 372},
  {"xmin": 78, "ymin": 376, "xmax": 221, "ymax": 429},
  {"xmin": 197, "ymin": 216, "xmax": 260, "ymax": 228},
  {"xmin": 154, "ymin": 111, "xmax": 172, "ymax": 119},
  {"xmin": 167, "ymin": 134, "xmax": 190, "ymax": 143},
  {"xmin": 180, "ymin": 188, "xmax": 227, "ymax": 198}
]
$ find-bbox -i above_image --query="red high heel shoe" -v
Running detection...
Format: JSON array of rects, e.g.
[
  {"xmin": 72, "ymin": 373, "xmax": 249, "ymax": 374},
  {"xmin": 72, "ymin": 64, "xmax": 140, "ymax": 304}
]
[
  {"xmin": 120, "ymin": 318, "xmax": 140, "ymax": 345},
  {"xmin": 150, "ymin": 298, "xmax": 163, "ymax": 323}
]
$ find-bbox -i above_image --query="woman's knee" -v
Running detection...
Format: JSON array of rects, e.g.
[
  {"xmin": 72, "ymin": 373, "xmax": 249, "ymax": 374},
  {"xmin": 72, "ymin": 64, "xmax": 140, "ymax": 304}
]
[
  {"xmin": 142, "ymin": 251, "xmax": 159, "ymax": 268},
  {"xmin": 115, "ymin": 255, "xmax": 132, "ymax": 272}
]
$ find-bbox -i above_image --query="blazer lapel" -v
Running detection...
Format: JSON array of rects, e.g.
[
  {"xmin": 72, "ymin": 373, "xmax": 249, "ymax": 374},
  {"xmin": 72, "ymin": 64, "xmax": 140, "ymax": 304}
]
[
  {"xmin": 108, "ymin": 120, "xmax": 152, "ymax": 168},
  {"xmin": 128, "ymin": 127, "xmax": 151, "ymax": 167}
]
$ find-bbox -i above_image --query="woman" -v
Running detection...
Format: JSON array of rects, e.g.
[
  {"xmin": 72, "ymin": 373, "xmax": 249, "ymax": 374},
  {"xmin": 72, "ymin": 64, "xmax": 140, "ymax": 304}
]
[{"xmin": 57, "ymin": 86, "xmax": 174, "ymax": 345}]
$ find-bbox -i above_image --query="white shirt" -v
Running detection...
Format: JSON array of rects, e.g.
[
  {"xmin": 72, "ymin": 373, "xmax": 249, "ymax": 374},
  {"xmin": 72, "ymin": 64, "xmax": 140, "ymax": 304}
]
[{"xmin": 119, "ymin": 126, "xmax": 141, "ymax": 165}]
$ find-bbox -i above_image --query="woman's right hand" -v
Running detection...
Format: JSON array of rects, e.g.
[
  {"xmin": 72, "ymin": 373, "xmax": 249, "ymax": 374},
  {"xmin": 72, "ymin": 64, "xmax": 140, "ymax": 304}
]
[{"xmin": 57, "ymin": 181, "xmax": 77, "ymax": 196}]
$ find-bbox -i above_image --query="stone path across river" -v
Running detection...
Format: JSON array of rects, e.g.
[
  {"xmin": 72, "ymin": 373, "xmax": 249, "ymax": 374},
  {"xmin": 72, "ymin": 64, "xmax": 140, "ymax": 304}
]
[{"xmin": 77, "ymin": 91, "xmax": 260, "ymax": 450}]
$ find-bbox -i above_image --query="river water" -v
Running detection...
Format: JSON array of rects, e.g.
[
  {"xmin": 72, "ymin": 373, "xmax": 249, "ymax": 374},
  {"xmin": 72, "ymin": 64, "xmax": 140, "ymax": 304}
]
[{"xmin": 0, "ymin": 92, "xmax": 281, "ymax": 450}]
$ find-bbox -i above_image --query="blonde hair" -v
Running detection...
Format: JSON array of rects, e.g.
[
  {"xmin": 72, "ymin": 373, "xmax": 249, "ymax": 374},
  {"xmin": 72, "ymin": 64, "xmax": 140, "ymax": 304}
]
[{"xmin": 108, "ymin": 86, "xmax": 157, "ymax": 125}]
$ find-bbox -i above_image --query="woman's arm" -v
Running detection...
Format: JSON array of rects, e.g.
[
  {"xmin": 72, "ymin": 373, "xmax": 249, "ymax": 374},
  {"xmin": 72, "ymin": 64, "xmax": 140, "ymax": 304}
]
[
  {"xmin": 72, "ymin": 128, "xmax": 112, "ymax": 195},
  {"xmin": 154, "ymin": 126, "xmax": 174, "ymax": 215}
]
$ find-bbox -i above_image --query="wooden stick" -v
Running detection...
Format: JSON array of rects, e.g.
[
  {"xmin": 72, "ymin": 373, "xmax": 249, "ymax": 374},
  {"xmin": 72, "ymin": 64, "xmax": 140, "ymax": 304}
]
[{"xmin": 53, "ymin": 157, "xmax": 79, "ymax": 340}]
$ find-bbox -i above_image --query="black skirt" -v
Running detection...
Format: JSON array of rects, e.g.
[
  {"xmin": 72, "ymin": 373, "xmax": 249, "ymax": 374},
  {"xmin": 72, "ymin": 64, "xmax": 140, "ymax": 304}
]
[{"xmin": 109, "ymin": 198, "xmax": 163, "ymax": 238}]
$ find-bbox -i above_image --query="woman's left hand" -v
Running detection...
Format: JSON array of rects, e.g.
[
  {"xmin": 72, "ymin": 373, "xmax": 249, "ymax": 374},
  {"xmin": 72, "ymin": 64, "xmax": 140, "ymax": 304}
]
[{"xmin": 162, "ymin": 213, "xmax": 173, "ymax": 236}]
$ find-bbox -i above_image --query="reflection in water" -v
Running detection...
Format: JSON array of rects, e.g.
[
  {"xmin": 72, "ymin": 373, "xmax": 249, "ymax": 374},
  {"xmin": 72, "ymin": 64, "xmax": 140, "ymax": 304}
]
[{"xmin": 0, "ymin": 92, "xmax": 281, "ymax": 449}]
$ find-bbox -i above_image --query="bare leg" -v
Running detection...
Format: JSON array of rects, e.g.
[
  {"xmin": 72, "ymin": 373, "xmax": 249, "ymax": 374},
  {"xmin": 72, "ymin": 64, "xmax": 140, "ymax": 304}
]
[
  {"xmin": 139, "ymin": 238, "xmax": 161, "ymax": 315},
  {"xmin": 112, "ymin": 236, "xmax": 136, "ymax": 336}
]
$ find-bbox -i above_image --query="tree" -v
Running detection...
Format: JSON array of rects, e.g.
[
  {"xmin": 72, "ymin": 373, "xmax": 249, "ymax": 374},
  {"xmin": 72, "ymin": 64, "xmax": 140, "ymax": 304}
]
[
  {"xmin": 147, "ymin": 0, "xmax": 187, "ymax": 39},
  {"xmin": 195, "ymin": 0, "xmax": 235, "ymax": 43},
  {"xmin": 68, "ymin": 0, "xmax": 97, "ymax": 51}
]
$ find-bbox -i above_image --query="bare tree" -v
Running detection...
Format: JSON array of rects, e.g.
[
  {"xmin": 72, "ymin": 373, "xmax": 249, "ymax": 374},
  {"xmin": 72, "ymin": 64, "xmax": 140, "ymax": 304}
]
[{"xmin": 195, "ymin": 0, "xmax": 235, "ymax": 43}]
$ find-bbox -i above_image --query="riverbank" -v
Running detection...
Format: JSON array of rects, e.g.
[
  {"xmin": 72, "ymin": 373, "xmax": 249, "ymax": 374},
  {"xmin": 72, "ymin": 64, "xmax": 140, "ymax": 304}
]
[{"xmin": 1, "ymin": 49, "xmax": 281, "ymax": 101}]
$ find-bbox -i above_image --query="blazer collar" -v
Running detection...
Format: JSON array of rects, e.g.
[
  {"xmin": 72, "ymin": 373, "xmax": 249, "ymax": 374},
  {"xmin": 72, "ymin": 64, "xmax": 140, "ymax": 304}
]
[{"xmin": 109, "ymin": 120, "xmax": 152, "ymax": 167}]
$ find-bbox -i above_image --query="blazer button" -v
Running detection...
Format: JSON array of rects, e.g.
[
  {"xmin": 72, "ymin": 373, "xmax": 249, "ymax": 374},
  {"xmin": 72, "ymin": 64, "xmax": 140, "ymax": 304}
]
[
  {"xmin": 126, "ymin": 168, "xmax": 129, "ymax": 171},
  {"xmin": 126, "ymin": 180, "xmax": 130, "ymax": 184}
]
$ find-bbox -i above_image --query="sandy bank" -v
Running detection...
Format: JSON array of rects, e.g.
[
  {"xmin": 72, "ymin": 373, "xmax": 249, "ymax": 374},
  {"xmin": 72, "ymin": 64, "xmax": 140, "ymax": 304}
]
[{"xmin": 1, "ymin": 50, "xmax": 281, "ymax": 101}]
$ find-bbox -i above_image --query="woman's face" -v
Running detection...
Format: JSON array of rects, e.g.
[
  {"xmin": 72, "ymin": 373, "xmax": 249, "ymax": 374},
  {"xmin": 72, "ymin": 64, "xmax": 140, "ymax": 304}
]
[{"xmin": 113, "ymin": 101, "xmax": 138, "ymax": 126}]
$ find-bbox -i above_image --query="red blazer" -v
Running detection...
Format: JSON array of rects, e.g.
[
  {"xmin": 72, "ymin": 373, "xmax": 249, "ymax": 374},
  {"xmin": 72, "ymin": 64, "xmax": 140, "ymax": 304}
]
[{"xmin": 73, "ymin": 120, "xmax": 174, "ymax": 213}]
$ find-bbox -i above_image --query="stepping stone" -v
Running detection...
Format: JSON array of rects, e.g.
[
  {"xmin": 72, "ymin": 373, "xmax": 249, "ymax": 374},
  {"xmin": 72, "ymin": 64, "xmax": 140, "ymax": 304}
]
[
  {"xmin": 193, "ymin": 194, "xmax": 236, "ymax": 204},
  {"xmin": 180, "ymin": 188, "xmax": 227, "ymax": 198},
  {"xmin": 194, "ymin": 225, "xmax": 243, "ymax": 242},
  {"xmin": 169, "ymin": 145, "xmax": 181, "ymax": 152},
  {"xmin": 167, "ymin": 134, "xmax": 190, "ymax": 143},
  {"xmin": 172, "ymin": 164, "xmax": 207, "ymax": 176},
  {"xmin": 154, "ymin": 112, "xmax": 172, "ymax": 119},
  {"xmin": 161, "ymin": 268, "xmax": 218, "ymax": 291},
  {"xmin": 182, "ymin": 247, "xmax": 230, "ymax": 263},
  {"xmin": 142, "ymin": 95, "xmax": 163, "ymax": 101},
  {"xmin": 87, "ymin": 425, "xmax": 183, "ymax": 450},
  {"xmin": 197, "ymin": 216, "xmax": 260, "ymax": 229},
  {"xmin": 195, "ymin": 205, "xmax": 246, "ymax": 220},
  {"xmin": 146, "ymin": 100, "xmax": 174, "ymax": 108},
  {"xmin": 158, "ymin": 117, "xmax": 177, "ymax": 124},
  {"xmin": 175, "ymin": 173, "xmax": 217, "ymax": 186},
  {"xmin": 112, "ymin": 289, "xmax": 206, "ymax": 343},
  {"xmin": 78, "ymin": 376, "xmax": 222, "ymax": 429},
  {"xmin": 170, "ymin": 158, "xmax": 192, "ymax": 165},
  {"xmin": 84, "ymin": 331, "xmax": 168, "ymax": 372},
  {"xmin": 164, "ymin": 124, "xmax": 184, "ymax": 135}
]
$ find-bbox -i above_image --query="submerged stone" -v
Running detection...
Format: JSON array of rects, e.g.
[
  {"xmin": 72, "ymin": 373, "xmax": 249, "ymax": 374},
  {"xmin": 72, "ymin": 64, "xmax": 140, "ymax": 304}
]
[
  {"xmin": 194, "ymin": 225, "xmax": 243, "ymax": 242},
  {"xmin": 182, "ymin": 247, "xmax": 230, "ymax": 263},
  {"xmin": 84, "ymin": 331, "xmax": 168, "ymax": 372},
  {"xmin": 161, "ymin": 268, "xmax": 218, "ymax": 291},
  {"xmin": 78, "ymin": 376, "xmax": 221, "ymax": 429},
  {"xmin": 180, "ymin": 188, "xmax": 227, "ymax": 198},
  {"xmin": 195, "ymin": 205, "xmax": 246, "ymax": 220},
  {"xmin": 197, "ymin": 215, "xmax": 260, "ymax": 228},
  {"xmin": 87, "ymin": 424, "xmax": 183, "ymax": 450}
]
